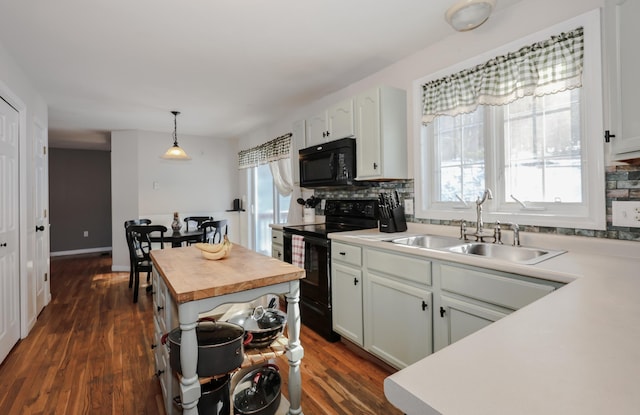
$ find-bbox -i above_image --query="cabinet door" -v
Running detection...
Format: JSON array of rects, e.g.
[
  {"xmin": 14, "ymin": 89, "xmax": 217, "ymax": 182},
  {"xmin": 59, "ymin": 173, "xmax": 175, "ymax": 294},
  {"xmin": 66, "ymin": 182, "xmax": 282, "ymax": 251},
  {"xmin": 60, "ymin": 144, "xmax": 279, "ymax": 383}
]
[
  {"xmin": 332, "ymin": 263, "xmax": 364, "ymax": 346},
  {"xmin": 328, "ymin": 98, "xmax": 355, "ymax": 140},
  {"xmin": 435, "ymin": 295, "xmax": 509, "ymax": 351},
  {"xmin": 291, "ymin": 119, "xmax": 305, "ymax": 184},
  {"xmin": 606, "ymin": 0, "xmax": 640, "ymax": 159},
  {"xmin": 355, "ymin": 87, "xmax": 382, "ymax": 179},
  {"xmin": 365, "ymin": 272, "xmax": 432, "ymax": 369},
  {"xmin": 306, "ymin": 111, "xmax": 328, "ymax": 146}
]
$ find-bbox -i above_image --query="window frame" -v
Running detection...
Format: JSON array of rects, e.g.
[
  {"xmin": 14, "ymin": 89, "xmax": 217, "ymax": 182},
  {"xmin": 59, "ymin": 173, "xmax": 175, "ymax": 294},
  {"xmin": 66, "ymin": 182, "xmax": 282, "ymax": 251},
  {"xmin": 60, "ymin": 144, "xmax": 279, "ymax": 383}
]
[{"xmin": 413, "ymin": 9, "xmax": 605, "ymax": 230}]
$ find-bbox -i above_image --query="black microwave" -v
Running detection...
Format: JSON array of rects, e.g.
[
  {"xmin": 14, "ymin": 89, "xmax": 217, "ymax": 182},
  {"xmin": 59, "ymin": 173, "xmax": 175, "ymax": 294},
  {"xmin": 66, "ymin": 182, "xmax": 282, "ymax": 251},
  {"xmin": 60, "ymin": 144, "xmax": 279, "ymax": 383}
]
[{"xmin": 299, "ymin": 137, "xmax": 356, "ymax": 188}]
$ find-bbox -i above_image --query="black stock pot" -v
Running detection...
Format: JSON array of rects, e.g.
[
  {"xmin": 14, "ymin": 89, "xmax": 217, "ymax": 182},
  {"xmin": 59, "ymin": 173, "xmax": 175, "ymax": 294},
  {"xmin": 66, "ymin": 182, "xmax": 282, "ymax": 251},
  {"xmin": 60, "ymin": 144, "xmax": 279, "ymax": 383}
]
[{"xmin": 162, "ymin": 317, "xmax": 251, "ymax": 377}]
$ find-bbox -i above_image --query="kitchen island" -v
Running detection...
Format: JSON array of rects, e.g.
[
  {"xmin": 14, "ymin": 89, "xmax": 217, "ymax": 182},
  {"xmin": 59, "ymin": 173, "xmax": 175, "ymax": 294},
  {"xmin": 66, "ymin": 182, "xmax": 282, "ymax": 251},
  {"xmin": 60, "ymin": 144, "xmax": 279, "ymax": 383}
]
[{"xmin": 150, "ymin": 244, "xmax": 305, "ymax": 415}]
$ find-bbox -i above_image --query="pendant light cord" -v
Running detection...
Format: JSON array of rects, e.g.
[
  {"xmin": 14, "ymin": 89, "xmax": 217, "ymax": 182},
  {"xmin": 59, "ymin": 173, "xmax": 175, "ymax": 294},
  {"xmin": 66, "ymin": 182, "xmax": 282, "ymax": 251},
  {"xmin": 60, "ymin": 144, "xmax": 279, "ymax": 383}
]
[{"xmin": 172, "ymin": 110, "xmax": 180, "ymax": 146}]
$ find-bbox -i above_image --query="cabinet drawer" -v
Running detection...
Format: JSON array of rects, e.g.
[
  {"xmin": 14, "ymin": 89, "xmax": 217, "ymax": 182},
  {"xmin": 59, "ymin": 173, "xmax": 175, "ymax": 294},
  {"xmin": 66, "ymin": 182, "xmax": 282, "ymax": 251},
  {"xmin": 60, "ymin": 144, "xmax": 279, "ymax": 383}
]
[
  {"xmin": 271, "ymin": 230, "xmax": 283, "ymax": 245},
  {"xmin": 332, "ymin": 242, "xmax": 362, "ymax": 267},
  {"xmin": 440, "ymin": 264, "xmax": 555, "ymax": 310},
  {"xmin": 365, "ymin": 249, "xmax": 431, "ymax": 286}
]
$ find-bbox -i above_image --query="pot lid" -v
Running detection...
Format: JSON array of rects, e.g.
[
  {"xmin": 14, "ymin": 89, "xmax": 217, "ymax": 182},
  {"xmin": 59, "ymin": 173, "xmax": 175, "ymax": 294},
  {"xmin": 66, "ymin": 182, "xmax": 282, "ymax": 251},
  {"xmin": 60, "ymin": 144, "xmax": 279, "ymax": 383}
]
[
  {"xmin": 227, "ymin": 306, "xmax": 286, "ymax": 332},
  {"xmin": 234, "ymin": 365, "xmax": 281, "ymax": 413}
]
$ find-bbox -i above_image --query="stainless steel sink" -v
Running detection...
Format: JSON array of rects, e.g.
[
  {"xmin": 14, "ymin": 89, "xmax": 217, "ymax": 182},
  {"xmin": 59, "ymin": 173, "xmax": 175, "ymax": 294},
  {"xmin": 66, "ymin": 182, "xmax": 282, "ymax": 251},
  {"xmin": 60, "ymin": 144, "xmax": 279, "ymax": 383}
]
[
  {"xmin": 389, "ymin": 235, "xmax": 462, "ymax": 250},
  {"xmin": 447, "ymin": 242, "xmax": 566, "ymax": 265}
]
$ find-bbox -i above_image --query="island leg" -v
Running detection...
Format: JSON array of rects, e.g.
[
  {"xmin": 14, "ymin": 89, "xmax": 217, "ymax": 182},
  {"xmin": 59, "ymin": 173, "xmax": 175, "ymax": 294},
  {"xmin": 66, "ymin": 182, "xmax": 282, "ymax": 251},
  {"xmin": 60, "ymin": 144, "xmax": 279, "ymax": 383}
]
[
  {"xmin": 178, "ymin": 302, "xmax": 201, "ymax": 415},
  {"xmin": 286, "ymin": 279, "xmax": 304, "ymax": 415}
]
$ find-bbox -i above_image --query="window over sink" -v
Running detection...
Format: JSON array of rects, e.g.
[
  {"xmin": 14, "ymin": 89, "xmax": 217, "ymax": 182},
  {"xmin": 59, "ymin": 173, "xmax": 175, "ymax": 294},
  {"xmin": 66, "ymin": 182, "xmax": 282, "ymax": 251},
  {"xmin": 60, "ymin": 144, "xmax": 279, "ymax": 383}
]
[{"xmin": 414, "ymin": 10, "xmax": 605, "ymax": 230}]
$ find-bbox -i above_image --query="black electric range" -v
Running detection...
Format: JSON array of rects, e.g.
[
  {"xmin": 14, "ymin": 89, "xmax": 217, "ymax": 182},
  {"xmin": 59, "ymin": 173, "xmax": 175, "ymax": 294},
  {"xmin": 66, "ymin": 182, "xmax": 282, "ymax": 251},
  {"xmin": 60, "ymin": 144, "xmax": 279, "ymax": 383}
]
[{"xmin": 282, "ymin": 199, "xmax": 378, "ymax": 341}]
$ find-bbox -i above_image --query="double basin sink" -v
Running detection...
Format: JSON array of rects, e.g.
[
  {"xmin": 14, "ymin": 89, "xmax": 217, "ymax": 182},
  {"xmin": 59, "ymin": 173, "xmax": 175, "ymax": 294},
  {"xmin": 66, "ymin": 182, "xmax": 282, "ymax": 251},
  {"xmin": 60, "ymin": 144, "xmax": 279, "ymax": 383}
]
[{"xmin": 386, "ymin": 235, "xmax": 566, "ymax": 265}]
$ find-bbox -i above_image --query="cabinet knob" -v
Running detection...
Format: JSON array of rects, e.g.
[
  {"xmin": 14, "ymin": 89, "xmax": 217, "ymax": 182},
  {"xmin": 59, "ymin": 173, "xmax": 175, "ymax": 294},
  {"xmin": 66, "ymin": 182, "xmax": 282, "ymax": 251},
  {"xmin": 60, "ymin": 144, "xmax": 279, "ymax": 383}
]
[
  {"xmin": 440, "ymin": 306, "xmax": 446, "ymax": 317},
  {"xmin": 277, "ymin": 251, "xmax": 282, "ymax": 258},
  {"xmin": 373, "ymin": 162, "xmax": 378, "ymax": 170},
  {"xmin": 353, "ymin": 277, "xmax": 359, "ymax": 286},
  {"xmin": 157, "ymin": 305, "xmax": 164, "ymax": 312},
  {"xmin": 0, "ymin": 242, "xmax": 6, "ymax": 247},
  {"xmin": 339, "ymin": 252, "xmax": 346, "ymax": 256},
  {"xmin": 155, "ymin": 370, "xmax": 164, "ymax": 377},
  {"xmin": 36, "ymin": 225, "xmax": 45, "ymax": 232},
  {"xmin": 151, "ymin": 344, "xmax": 157, "ymax": 349},
  {"xmin": 422, "ymin": 300, "xmax": 428, "ymax": 311}
]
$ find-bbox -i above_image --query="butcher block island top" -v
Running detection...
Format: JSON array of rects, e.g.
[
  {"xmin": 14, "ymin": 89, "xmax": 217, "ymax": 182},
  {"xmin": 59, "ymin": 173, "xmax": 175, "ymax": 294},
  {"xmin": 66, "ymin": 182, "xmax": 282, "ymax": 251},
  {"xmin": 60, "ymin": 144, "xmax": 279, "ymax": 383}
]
[{"xmin": 150, "ymin": 244, "xmax": 305, "ymax": 304}]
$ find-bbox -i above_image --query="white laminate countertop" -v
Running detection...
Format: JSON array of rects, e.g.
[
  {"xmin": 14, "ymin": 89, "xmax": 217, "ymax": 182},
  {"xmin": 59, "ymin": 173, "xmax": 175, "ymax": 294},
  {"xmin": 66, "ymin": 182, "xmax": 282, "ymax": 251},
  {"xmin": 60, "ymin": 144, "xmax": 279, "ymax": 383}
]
[{"xmin": 329, "ymin": 223, "xmax": 640, "ymax": 415}]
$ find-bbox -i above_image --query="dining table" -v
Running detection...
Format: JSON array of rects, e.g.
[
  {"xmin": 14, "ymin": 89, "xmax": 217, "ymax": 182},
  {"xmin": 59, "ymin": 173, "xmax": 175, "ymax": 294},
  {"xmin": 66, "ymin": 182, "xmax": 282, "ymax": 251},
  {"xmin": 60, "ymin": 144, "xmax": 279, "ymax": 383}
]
[{"xmin": 151, "ymin": 229, "xmax": 203, "ymax": 248}]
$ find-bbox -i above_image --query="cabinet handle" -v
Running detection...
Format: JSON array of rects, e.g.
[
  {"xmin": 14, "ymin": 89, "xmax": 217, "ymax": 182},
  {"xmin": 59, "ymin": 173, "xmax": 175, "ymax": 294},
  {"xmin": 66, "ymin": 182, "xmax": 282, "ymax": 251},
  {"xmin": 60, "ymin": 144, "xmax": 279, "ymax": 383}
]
[
  {"xmin": 36, "ymin": 225, "xmax": 45, "ymax": 232},
  {"xmin": 151, "ymin": 344, "xmax": 157, "ymax": 349},
  {"xmin": 353, "ymin": 277, "xmax": 359, "ymax": 286},
  {"xmin": 339, "ymin": 252, "xmax": 346, "ymax": 256},
  {"xmin": 157, "ymin": 305, "xmax": 164, "ymax": 312},
  {"xmin": 422, "ymin": 300, "xmax": 428, "ymax": 311},
  {"xmin": 373, "ymin": 162, "xmax": 378, "ymax": 170},
  {"xmin": 440, "ymin": 306, "xmax": 446, "ymax": 318},
  {"xmin": 277, "ymin": 251, "xmax": 282, "ymax": 258},
  {"xmin": 155, "ymin": 370, "xmax": 164, "ymax": 377},
  {"xmin": 0, "ymin": 242, "xmax": 6, "ymax": 247},
  {"xmin": 604, "ymin": 130, "xmax": 616, "ymax": 143}
]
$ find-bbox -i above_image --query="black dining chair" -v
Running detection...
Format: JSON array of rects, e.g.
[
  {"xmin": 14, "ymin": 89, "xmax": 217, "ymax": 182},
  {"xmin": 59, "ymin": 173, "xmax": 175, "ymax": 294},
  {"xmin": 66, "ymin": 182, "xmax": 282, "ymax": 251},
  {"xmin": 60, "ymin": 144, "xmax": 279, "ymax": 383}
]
[
  {"xmin": 183, "ymin": 216, "xmax": 214, "ymax": 232},
  {"xmin": 125, "ymin": 224, "xmax": 167, "ymax": 303},
  {"xmin": 199, "ymin": 219, "xmax": 228, "ymax": 244},
  {"xmin": 124, "ymin": 219, "xmax": 151, "ymax": 289}
]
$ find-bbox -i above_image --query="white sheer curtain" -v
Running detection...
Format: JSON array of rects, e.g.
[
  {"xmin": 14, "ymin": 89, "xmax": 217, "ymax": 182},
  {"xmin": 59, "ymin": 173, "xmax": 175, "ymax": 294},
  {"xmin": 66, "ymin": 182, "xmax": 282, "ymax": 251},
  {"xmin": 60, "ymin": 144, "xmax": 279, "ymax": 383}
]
[{"xmin": 269, "ymin": 157, "xmax": 293, "ymax": 196}]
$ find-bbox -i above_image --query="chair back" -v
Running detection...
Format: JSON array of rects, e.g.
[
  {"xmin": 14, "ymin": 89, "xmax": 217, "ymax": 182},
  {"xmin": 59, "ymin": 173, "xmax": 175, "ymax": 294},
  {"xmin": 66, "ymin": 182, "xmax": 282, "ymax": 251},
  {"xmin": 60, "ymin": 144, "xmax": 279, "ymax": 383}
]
[
  {"xmin": 199, "ymin": 219, "xmax": 228, "ymax": 244},
  {"xmin": 184, "ymin": 216, "xmax": 214, "ymax": 231},
  {"xmin": 124, "ymin": 218, "xmax": 151, "ymax": 229},
  {"xmin": 126, "ymin": 225, "xmax": 168, "ymax": 261}
]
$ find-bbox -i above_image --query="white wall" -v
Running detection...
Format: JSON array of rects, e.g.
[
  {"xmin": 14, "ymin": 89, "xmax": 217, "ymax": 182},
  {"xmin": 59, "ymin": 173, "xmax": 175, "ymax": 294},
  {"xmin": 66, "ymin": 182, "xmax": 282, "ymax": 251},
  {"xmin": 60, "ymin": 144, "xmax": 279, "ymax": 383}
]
[
  {"xmin": 0, "ymin": 42, "xmax": 49, "ymax": 337},
  {"xmin": 111, "ymin": 129, "xmax": 239, "ymax": 271},
  {"xmin": 235, "ymin": 0, "xmax": 606, "ymax": 232}
]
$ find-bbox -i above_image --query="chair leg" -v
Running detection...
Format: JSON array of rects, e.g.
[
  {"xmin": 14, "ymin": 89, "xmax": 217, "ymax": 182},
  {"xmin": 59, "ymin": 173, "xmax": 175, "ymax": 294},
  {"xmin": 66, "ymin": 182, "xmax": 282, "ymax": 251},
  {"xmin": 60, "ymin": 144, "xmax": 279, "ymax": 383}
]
[
  {"xmin": 145, "ymin": 270, "xmax": 153, "ymax": 293},
  {"xmin": 129, "ymin": 268, "xmax": 133, "ymax": 288},
  {"xmin": 133, "ymin": 271, "xmax": 139, "ymax": 303}
]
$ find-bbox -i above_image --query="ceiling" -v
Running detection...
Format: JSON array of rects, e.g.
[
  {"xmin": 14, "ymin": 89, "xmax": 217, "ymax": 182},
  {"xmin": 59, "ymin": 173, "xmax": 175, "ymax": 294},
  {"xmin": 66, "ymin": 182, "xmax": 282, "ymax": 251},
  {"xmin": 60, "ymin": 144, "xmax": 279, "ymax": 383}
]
[{"xmin": 0, "ymin": 0, "xmax": 522, "ymax": 150}]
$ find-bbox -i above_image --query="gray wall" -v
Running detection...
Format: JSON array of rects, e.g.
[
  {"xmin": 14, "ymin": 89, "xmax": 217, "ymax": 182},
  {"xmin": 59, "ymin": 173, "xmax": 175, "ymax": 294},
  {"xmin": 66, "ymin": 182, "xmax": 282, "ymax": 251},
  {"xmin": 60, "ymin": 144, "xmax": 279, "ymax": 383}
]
[{"xmin": 49, "ymin": 148, "xmax": 112, "ymax": 253}]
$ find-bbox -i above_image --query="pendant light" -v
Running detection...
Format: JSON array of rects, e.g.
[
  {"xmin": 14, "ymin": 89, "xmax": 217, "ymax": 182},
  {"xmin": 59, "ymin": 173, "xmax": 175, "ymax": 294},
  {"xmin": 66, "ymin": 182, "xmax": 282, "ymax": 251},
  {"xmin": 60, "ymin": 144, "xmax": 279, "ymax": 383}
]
[{"xmin": 162, "ymin": 111, "xmax": 191, "ymax": 160}]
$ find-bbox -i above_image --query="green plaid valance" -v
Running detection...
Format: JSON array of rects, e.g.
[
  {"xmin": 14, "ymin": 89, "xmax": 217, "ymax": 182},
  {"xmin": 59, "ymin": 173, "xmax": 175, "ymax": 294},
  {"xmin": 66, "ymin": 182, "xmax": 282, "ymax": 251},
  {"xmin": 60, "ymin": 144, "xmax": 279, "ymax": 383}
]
[
  {"xmin": 422, "ymin": 26, "xmax": 584, "ymax": 124},
  {"xmin": 238, "ymin": 132, "xmax": 292, "ymax": 169}
]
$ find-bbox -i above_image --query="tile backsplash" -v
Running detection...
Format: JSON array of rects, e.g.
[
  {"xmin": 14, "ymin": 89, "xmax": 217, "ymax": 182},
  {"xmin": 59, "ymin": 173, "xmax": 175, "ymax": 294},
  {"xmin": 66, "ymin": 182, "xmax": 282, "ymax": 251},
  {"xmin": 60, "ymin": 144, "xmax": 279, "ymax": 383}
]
[{"xmin": 314, "ymin": 165, "xmax": 640, "ymax": 242}]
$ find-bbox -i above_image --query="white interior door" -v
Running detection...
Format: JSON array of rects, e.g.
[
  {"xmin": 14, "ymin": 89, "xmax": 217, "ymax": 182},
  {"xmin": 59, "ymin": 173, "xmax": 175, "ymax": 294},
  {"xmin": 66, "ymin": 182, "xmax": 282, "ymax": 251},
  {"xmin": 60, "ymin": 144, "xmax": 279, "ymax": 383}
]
[
  {"xmin": 33, "ymin": 120, "xmax": 49, "ymax": 312},
  {"xmin": 0, "ymin": 97, "xmax": 20, "ymax": 363}
]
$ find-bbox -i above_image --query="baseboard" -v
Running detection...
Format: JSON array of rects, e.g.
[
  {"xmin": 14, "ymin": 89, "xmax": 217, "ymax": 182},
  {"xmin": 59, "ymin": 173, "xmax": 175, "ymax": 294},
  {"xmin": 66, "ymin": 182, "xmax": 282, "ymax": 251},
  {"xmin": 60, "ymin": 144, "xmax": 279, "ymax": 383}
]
[{"xmin": 50, "ymin": 247, "xmax": 112, "ymax": 257}]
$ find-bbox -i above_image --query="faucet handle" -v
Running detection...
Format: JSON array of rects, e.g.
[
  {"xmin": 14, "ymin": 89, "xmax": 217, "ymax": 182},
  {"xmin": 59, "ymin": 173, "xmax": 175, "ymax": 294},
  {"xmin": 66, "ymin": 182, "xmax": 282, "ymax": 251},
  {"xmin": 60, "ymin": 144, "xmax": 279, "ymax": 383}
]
[
  {"xmin": 493, "ymin": 221, "xmax": 502, "ymax": 244},
  {"xmin": 460, "ymin": 220, "xmax": 467, "ymax": 240},
  {"xmin": 511, "ymin": 223, "xmax": 520, "ymax": 246}
]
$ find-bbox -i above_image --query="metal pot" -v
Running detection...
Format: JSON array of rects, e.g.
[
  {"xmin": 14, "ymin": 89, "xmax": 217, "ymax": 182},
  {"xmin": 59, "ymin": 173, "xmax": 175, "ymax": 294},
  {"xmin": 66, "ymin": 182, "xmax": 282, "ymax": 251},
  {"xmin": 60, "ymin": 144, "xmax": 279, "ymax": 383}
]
[
  {"xmin": 162, "ymin": 318, "xmax": 252, "ymax": 377},
  {"xmin": 226, "ymin": 305, "xmax": 287, "ymax": 348},
  {"xmin": 173, "ymin": 374, "xmax": 231, "ymax": 415},
  {"xmin": 233, "ymin": 364, "xmax": 281, "ymax": 415}
]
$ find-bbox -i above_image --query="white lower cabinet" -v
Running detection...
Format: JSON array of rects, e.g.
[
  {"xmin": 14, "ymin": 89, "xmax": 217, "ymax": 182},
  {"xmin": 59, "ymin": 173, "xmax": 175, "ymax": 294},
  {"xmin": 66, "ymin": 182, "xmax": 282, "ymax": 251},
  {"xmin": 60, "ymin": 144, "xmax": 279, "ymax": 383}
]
[
  {"xmin": 365, "ymin": 272, "xmax": 432, "ymax": 369},
  {"xmin": 332, "ymin": 262, "xmax": 364, "ymax": 346},
  {"xmin": 433, "ymin": 262, "xmax": 560, "ymax": 351},
  {"xmin": 271, "ymin": 229, "xmax": 284, "ymax": 261},
  {"xmin": 435, "ymin": 294, "xmax": 509, "ymax": 352},
  {"xmin": 363, "ymin": 248, "xmax": 433, "ymax": 369}
]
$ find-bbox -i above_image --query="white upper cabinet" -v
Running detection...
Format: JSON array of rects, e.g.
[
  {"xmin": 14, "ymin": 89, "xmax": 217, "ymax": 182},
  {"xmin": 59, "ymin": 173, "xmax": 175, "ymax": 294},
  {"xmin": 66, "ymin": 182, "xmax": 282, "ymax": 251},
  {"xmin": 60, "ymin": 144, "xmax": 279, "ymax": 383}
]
[
  {"xmin": 291, "ymin": 119, "xmax": 306, "ymax": 184},
  {"xmin": 305, "ymin": 98, "xmax": 355, "ymax": 146},
  {"xmin": 606, "ymin": 0, "xmax": 640, "ymax": 160},
  {"xmin": 355, "ymin": 86, "xmax": 408, "ymax": 180}
]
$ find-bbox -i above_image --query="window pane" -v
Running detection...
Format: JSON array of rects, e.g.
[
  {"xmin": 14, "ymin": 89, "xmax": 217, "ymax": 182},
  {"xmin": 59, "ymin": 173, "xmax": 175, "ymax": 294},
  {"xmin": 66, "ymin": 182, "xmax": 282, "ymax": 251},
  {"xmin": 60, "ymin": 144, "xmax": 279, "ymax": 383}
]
[
  {"xmin": 255, "ymin": 164, "xmax": 274, "ymax": 256},
  {"xmin": 503, "ymin": 90, "xmax": 582, "ymax": 203},
  {"xmin": 434, "ymin": 107, "xmax": 485, "ymax": 202}
]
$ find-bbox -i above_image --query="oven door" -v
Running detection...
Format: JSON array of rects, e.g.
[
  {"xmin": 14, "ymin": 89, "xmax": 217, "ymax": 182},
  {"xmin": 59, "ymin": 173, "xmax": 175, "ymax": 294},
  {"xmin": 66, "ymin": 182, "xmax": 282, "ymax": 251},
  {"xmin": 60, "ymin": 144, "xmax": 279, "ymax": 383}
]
[{"xmin": 283, "ymin": 232, "xmax": 330, "ymax": 306}]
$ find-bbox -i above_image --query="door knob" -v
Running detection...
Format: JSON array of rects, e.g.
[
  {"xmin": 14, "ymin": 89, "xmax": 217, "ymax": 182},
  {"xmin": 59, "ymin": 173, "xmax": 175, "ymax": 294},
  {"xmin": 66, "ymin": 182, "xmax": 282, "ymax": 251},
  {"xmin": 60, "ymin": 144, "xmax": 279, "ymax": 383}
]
[{"xmin": 36, "ymin": 225, "xmax": 45, "ymax": 232}]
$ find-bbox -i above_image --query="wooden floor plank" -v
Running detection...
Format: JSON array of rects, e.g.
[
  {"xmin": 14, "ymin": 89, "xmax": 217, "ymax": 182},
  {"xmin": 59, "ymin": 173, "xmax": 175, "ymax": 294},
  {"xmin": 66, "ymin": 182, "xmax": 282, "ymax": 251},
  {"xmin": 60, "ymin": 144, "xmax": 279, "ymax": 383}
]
[{"xmin": 0, "ymin": 253, "xmax": 403, "ymax": 415}]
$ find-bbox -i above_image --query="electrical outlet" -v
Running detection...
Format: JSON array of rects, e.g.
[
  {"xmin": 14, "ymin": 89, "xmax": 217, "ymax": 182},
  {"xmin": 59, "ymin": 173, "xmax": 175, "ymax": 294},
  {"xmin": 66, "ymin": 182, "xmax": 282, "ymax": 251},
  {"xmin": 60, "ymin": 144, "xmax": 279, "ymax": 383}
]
[
  {"xmin": 83, "ymin": 231, "xmax": 89, "ymax": 237},
  {"xmin": 612, "ymin": 201, "xmax": 640, "ymax": 228},
  {"xmin": 404, "ymin": 198, "xmax": 414, "ymax": 215}
]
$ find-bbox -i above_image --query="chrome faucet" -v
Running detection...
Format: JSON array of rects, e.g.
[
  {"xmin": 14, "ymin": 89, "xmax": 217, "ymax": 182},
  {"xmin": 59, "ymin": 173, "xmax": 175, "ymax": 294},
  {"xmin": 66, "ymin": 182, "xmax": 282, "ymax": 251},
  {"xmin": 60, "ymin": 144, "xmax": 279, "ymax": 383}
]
[
  {"xmin": 511, "ymin": 223, "xmax": 520, "ymax": 246},
  {"xmin": 475, "ymin": 189, "xmax": 493, "ymax": 235}
]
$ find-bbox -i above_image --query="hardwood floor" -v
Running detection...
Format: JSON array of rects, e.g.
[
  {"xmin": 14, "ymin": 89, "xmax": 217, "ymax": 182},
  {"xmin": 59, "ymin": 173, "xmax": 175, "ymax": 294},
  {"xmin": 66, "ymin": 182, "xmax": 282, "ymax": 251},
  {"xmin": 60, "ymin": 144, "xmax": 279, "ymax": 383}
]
[{"xmin": 0, "ymin": 253, "xmax": 403, "ymax": 415}]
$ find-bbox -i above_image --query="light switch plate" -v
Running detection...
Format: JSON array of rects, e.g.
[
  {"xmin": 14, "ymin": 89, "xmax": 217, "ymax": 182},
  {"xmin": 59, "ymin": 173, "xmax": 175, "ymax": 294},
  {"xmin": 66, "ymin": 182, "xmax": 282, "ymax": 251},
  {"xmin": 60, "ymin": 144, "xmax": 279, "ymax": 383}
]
[{"xmin": 612, "ymin": 201, "xmax": 640, "ymax": 228}]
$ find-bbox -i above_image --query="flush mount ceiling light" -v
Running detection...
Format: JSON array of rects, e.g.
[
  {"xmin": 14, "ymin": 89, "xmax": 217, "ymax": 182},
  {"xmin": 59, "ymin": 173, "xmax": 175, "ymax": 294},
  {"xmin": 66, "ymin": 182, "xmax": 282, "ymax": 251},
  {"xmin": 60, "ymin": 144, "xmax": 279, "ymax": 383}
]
[
  {"xmin": 162, "ymin": 110, "xmax": 191, "ymax": 160},
  {"xmin": 446, "ymin": 0, "xmax": 496, "ymax": 32}
]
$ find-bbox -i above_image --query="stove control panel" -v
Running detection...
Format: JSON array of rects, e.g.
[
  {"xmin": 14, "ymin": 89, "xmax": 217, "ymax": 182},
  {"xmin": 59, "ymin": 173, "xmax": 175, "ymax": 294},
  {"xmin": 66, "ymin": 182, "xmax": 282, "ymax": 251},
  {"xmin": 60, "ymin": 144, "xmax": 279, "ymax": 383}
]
[{"xmin": 324, "ymin": 199, "xmax": 378, "ymax": 219}]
